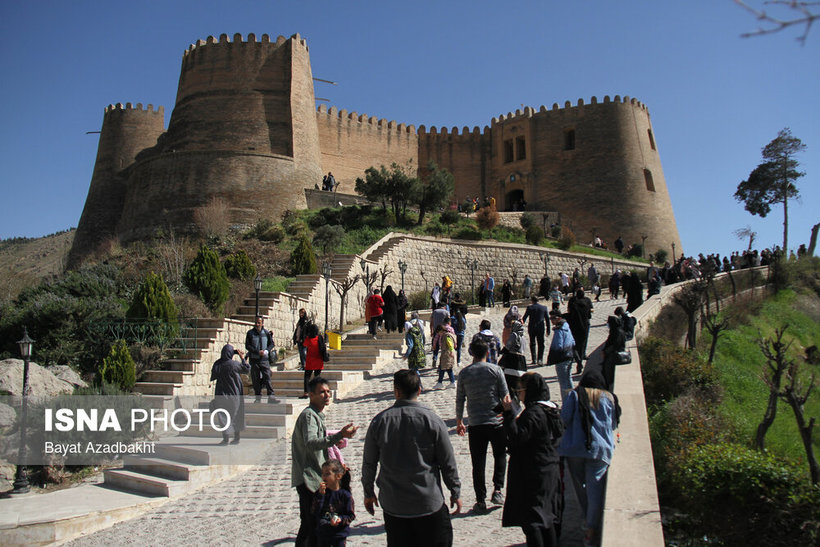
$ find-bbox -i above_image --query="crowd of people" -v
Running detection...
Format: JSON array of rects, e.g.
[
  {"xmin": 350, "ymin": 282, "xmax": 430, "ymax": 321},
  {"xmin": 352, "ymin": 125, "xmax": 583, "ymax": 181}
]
[{"xmin": 212, "ymin": 247, "xmax": 772, "ymax": 545}]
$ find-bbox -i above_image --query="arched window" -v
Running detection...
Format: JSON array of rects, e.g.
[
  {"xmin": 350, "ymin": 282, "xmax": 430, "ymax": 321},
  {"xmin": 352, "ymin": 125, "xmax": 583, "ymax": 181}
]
[{"xmin": 644, "ymin": 168, "xmax": 656, "ymax": 192}]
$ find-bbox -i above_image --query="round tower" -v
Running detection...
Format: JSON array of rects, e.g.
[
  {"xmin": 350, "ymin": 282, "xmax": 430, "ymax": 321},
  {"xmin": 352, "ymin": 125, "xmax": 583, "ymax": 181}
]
[
  {"xmin": 115, "ymin": 33, "xmax": 323, "ymax": 242},
  {"xmin": 68, "ymin": 103, "xmax": 165, "ymax": 267}
]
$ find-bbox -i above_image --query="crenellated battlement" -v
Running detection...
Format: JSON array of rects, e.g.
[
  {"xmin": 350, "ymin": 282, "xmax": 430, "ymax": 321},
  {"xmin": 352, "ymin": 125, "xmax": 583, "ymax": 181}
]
[
  {"xmin": 182, "ymin": 32, "xmax": 307, "ymax": 57},
  {"xmin": 316, "ymin": 104, "xmax": 417, "ymax": 135},
  {"xmin": 490, "ymin": 95, "xmax": 649, "ymax": 126},
  {"xmin": 104, "ymin": 102, "xmax": 164, "ymax": 116}
]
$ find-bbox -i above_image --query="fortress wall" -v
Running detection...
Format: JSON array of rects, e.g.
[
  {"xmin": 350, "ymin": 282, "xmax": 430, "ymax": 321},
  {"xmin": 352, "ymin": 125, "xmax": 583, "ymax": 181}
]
[
  {"xmin": 69, "ymin": 103, "xmax": 165, "ymax": 266},
  {"xmin": 491, "ymin": 97, "xmax": 681, "ymax": 257},
  {"xmin": 166, "ymin": 33, "xmax": 293, "ymax": 155},
  {"xmin": 418, "ymin": 126, "xmax": 490, "ymax": 203},
  {"xmin": 316, "ymin": 105, "xmax": 419, "ymax": 190}
]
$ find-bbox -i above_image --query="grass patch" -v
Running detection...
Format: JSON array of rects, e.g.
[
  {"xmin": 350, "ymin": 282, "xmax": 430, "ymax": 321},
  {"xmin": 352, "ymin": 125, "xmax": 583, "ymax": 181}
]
[
  {"xmin": 710, "ymin": 289, "xmax": 820, "ymax": 466},
  {"xmin": 262, "ymin": 276, "xmax": 295, "ymax": 293}
]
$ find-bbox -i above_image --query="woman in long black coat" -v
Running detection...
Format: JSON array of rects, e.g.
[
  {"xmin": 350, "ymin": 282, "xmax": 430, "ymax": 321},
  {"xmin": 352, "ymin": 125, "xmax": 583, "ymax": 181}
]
[
  {"xmin": 502, "ymin": 372, "xmax": 564, "ymax": 546},
  {"xmin": 210, "ymin": 344, "xmax": 250, "ymax": 445},
  {"xmin": 381, "ymin": 285, "xmax": 399, "ymax": 332},
  {"xmin": 601, "ymin": 315, "xmax": 627, "ymax": 390}
]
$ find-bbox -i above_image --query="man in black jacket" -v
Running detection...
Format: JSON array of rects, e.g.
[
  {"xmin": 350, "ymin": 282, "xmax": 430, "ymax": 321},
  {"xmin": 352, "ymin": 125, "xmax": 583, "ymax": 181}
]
[
  {"xmin": 245, "ymin": 315, "xmax": 278, "ymax": 403},
  {"xmin": 522, "ymin": 297, "xmax": 550, "ymax": 365}
]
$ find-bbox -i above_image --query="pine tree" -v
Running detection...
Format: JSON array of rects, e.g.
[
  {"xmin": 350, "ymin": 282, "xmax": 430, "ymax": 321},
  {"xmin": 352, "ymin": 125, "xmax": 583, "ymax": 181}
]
[
  {"xmin": 183, "ymin": 245, "xmax": 230, "ymax": 315},
  {"xmin": 98, "ymin": 339, "xmax": 136, "ymax": 391},
  {"xmin": 290, "ymin": 234, "xmax": 318, "ymax": 275}
]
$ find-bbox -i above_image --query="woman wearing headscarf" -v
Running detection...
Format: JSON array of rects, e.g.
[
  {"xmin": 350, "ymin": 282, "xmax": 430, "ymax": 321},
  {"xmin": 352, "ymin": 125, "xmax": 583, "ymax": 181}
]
[
  {"xmin": 301, "ymin": 322, "xmax": 327, "ymax": 397},
  {"xmin": 381, "ymin": 285, "xmax": 399, "ymax": 333},
  {"xmin": 210, "ymin": 344, "xmax": 250, "ymax": 445},
  {"xmin": 558, "ymin": 369, "xmax": 620, "ymax": 546},
  {"xmin": 501, "ymin": 372, "xmax": 564, "ymax": 546},
  {"xmin": 601, "ymin": 315, "xmax": 626, "ymax": 391},
  {"xmin": 499, "ymin": 319, "xmax": 528, "ymax": 404},
  {"xmin": 502, "ymin": 305, "xmax": 521, "ymax": 346},
  {"xmin": 396, "ymin": 289, "xmax": 409, "ymax": 333}
]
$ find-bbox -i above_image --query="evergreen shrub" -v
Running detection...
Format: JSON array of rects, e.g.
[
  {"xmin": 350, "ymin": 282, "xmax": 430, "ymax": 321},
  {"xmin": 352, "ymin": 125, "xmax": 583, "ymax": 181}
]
[
  {"xmin": 183, "ymin": 245, "xmax": 230, "ymax": 315},
  {"xmin": 127, "ymin": 271, "xmax": 179, "ymax": 339},
  {"xmin": 453, "ymin": 227, "xmax": 482, "ymax": 240},
  {"xmin": 639, "ymin": 337, "xmax": 721, "ymax": 407},
  {"xmin": 98, "ymin": 339, "xmax": 136, "ymax": 391},
  {"xmin": 290, "ymin": 235, "xmax": 318, "ymax": 275},
  {"xmin": 519, "ymin": 212, "xmax": 535, "ymax": 230},
  {"xmin": 223, "ymin": 249, "xmax": 256, "ymax": 280},
  {"xmin": 557, "ymin": 227, "xmax": 576, "ymax": 250},
  {"xmin": 525, "ymin": 224, "xmax": 544, "ymax": 245}
]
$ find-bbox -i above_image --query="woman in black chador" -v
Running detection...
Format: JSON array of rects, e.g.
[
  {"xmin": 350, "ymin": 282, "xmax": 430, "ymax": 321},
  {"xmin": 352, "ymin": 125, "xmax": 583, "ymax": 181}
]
[{"xmin": 210, "ymin": 344, "xmax": 250, "ymax": 445}]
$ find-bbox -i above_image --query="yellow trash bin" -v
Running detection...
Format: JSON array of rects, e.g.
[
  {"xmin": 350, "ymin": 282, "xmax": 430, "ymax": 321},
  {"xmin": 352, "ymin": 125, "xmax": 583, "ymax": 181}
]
[{"xmin": 326, "ymin": 331, "xmax": 342, "ymax": 350}]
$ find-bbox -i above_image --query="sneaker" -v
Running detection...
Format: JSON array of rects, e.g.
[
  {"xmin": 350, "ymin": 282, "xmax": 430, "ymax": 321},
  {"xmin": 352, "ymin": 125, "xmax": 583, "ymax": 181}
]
[
  {"xmin": 433, "ymin": 382, "xmax": 444, "ymax": 390},
  {"xmin": 267, "ymin": 396, "xmax": 280, "ymax": 404},
  {"xmin": 449, "ymin": 380, "xmax": 457, "ymax": 389},
  {"xmin": 490, "ymin": 489, "xmax": 504, "ymax": 505},
  {"xmin": 472, "ymin": 501, "xmax": 487, "ymax": 514}
]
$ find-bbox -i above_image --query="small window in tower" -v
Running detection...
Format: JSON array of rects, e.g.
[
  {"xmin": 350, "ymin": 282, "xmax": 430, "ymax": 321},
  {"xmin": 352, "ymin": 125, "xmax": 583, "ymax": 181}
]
[
  {"xmin": 647, "ymin": 129, "xmax": 656, "ymax": 150},
  {"xmin": 516, "ymin": 136, "xmax": 526, "ymax": 160},
  {"xmin": 644, "ymin": 168, "xmax": 656, "ymax": 192},
  {"xmin": 564, "ymin": 129, "xmax": 576, "ymax": 151},
  {"xmin": 503, "ymin": 139, "xmax": 514, "ymax": 163}
]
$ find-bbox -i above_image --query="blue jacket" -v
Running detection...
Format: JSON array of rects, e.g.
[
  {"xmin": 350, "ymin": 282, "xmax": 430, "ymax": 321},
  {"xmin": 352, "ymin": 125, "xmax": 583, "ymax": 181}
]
[
  {"xmin": 558, "ymin": 389, "xmax": 617, "ymax": 465},
  {"xmin": 547, "ymin": 320, "xmax": 574, "ymax": 364}
]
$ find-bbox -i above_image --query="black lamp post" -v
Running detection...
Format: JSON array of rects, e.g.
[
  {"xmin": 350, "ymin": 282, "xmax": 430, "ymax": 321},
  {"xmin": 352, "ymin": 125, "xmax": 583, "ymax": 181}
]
[
  {"xmin": 12, "ymin": 328, "xmax": 34, "ymax": 494},
  {"xmin": 322, "ymin": 262, "xmax": 332, "ymax": 339},
  {"xmin": 641, "ymin": 233, "xmax": 649, "ymax": 258},
  {"xmin": 671, "ymin": 242, "xmax": 677, "ymax": 263},
  {"xmin": 398, "ymin": 260, "xmax": 408, "ymax": 292},
  {"xmin": 254, "ymin": 274, "xmax": 263, "ymax": 318},
  {"xmin": 359, "ymin": 258, "xmax": 370, "ymax": 290},
  {"xmin": 541, "ymin": 252, "xmax": 550, "ymax": 277},
  {"xmin": 466, "ymin": 258, "xmax": 478, "ymax": 304}
]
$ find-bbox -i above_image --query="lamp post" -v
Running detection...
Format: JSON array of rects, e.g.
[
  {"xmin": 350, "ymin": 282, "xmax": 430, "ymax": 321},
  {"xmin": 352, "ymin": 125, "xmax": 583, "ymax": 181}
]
[
  {"xmin": 541, "ymin": 252, "xmax": 550, "ymax": 277},
  {"xmin": 322, "ymin": 262, "xmax": 332, "ymax": 339},
  {"xmin": 12, "ymin": 328, "xmax": 34, "ymax": 494},
  {"xmin": 641, "ymin": 233, "xmax": 648, "ymax": 258},
  {"xmin": 671, "ymin": 242, "xmax": 677, "ymax": 263},
  {"xmin": 254, "ymin": 274, "xmax": 263, "ymax": 318},
  {"xmin": 359, "ymin": 258, "xmax": 370, "ymax": 291},
  {"xmin": 398, "ymin": 260, "xmax": 408, "ymax": 292},
  {"xmin": 466, "ymin": 258, "xmax": 478, "ymax": 304}
]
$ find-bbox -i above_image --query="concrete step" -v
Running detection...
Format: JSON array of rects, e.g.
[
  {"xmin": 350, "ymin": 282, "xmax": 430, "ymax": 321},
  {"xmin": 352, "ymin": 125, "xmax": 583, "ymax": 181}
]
[
  {"xmin": 103, "ymin": 468, "xmax": 190, "ymax": 497},
  {"xmin": 134, "ymin": 382, "xmax": 181, "ymax": 396},
  {"xmin": 122, "ymin": 456, "xmax": 207, "ymax": 481},
  {"xmin": 179, "ymin": 424, "xmax": 285, "ymax": 439},
  {"xmin": 269, "ymin": 378, "xmax": 341, "ymax": 390},
  {"xmin": 141, "ymin": 370, "xmax": 194, "ymax": 383},
  {"xmin": 163, "ymin": 359, "xmax": 197, "ymax": 372}
]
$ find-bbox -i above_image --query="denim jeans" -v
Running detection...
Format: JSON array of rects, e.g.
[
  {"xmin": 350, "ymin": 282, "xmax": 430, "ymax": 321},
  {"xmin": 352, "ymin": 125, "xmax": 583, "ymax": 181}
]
[
  {"xmin": 298, "ymin": 345, "xmax": 307, "ymax": 368},
  {"xmin": 554, "ymin": 359, "xmax": 574, "ymax": 402},
  {"xmin": 565, "ymin": 457, "xmax": 609, "ymax": 532},
  {"xmin": 455, "ymin": 333, "xmax": 464, "ymax": 363},
  {"xmin": 437, "ymin": 367, "xmax": 455, "ymax": 383}
]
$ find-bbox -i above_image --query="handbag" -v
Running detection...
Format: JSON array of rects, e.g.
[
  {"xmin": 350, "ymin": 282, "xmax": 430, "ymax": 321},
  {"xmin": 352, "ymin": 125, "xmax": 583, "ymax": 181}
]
[{"xmin": 616, "ymin": 349, "xmax": 632, "ymax": 365}]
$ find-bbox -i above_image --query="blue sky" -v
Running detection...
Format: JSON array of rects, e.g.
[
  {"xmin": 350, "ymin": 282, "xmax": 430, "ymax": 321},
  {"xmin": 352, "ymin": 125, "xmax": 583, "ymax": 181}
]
[{"xmin": 1, "ymin": 0, "xmax": 817, "ymax": 258}]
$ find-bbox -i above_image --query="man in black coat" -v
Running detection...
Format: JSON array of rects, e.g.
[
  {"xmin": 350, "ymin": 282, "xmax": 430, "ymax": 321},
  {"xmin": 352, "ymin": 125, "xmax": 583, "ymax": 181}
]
[
  {"xmin": 245, "ymin": 315, "xmax": 278, "ymax": 403},
  {"xmin": 210, "ymin": 344, "xmax": 250, "ymax": 445},
  {"xmin": 566, "ymin": 289, "xmax": 593, "ymax": 375},
  {"xmin": 522, "ymin": 296, "xmax": 550, "ymax": 365}
]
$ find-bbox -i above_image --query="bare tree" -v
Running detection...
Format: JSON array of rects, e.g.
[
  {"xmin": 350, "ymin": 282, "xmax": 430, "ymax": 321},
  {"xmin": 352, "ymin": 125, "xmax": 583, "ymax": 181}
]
[
  {"xmin": 755, "ymin": 327, "xmax": 791, "ymax": 450},
  {"xmin": 734, "ymin": 225, "xmax": 758, "ymax": 251},
  {"xmin": 674, "ymin": 279, "xmax": 709, "ymax": 349},
  {"xmin": 193, "ymin": 197, "xmax": 231, "ymax": 240},
  {"xmin": 780, "ymin": 350, "xmax": 818, "ymax": 483},
  {"xmin": 735, "ymin": 0, "xmax": 820, "ymax": 44},
  {"xmin": 333, "ymin": 275, "xmax": 360, "ymax": 330},
  {"xmin": 154, "ymin": 228, "xmax": 189, "ymax": 291},
  {"xmin": 704, "ymin": 314, "xmax": 730, "ymax": 365},
  {"xmin": 378, "ymin": 264, "xmax": 395, "ymax": 292},
  {"xmin": 808, "ymin": 222, "xmax": 820, "ymax": 256}
]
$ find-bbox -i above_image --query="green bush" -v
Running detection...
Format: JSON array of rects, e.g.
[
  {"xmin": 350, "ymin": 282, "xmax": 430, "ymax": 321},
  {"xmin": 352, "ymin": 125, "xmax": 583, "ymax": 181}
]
[
  {"xmin": 183, "ymin": 245, "xmax": 230, "ymax": 315},
  {"xmin": 223, "ymin": 249, "xmax": 256, "ymax": 281},
  {"xmin": 453, "ymin": 227, "xmax": 482, "ymax": 240},
  {"xmin": 98, "ymin": 339, "xmax": 136, "ymax": 391},
  {"xmin": 654, "ymin": 248, "xmax": 669, "ymax": 264},
  {"xmin": 244, "ymin": 218, "xmax": 283, "ymax": 242},
  {"xmin": 628, "ymin": 243, "xmax": 643, "ymax": 258},
  {"xmin": 408, "ymin": 290, "xmax": 429, "ymax": 311},
  {"xmin": 639, "ymin": 337, "xmax": 721, "ymax": 407},
  {"xmin": 525, "ymin": 224, "xmax": 544, "ymax": 245},
  {"xmin": 313, "ymin": 224, "xmax": 345, "ymax": 254},
  {"xmin": 557, "ymin": 226, "xmax": 576, "ymax": 250},
  {"xmin": 424, "ymin": 222, "xmax": 444, "ymax": 237},
  {"xmin": 550, "ymin": 224, "xmax": 562, "ymax": 238},
  {"xmin": 668, "ymin": 442, "xmax": 819, "ymax": 545},
  {"xmin": 290, "ymin": 234, "xmax": 318, "ymax": 275},
  {"xmin": 282, "ymin": 210, "xmax": 308, "ymax": 236},
  {"xmin": 126, "ymin": 272, "xmax": 179, "ymax": 338},
  {"xmin": 519, "ymin": 212, "xmax": 535, "ymax": 230},
  {"xmin": 439, "ymin": 211, "xmax": 460, "ymax": 234}
]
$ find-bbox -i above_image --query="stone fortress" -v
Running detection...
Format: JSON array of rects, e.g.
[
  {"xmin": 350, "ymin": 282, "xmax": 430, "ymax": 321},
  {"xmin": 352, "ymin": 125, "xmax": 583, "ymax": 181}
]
[{"xmin": 69, "ymin": 32, "xmax": 682, "ymax": 265}]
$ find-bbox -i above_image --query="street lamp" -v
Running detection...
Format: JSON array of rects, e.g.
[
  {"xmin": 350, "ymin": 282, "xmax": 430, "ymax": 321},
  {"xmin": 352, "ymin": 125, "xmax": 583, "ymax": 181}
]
[
  {"xmin": 253, "ymin": 274, "xmax": 263, "ymax": 318},
  {"xmin": 541, "ymin": 252, "xmax": 550, "ymax": 277},
  {"xmin": 641, "ymin": 233, "xmax": 649, "ymax": 258},
  {"xmin": 359, "ymin": 258, "xmax": 370, "ymax": 290},
  {"xmin": 12, "ymin": 328, "xmax": 34, "ymax": 494},
  {"xmin": 322, "ymin": 262, "xmax": 332, "ymax": 339},
  {"xmin": 671, "ymin": 242, "xmax": 677, "ymax": 263},
  {"xmin": 397, "ymin": 260, "xmax": 408, "ymax": 292},
  {"xmin": 466, "ymin": 258, "xmax": 478, "ymax": 304}
]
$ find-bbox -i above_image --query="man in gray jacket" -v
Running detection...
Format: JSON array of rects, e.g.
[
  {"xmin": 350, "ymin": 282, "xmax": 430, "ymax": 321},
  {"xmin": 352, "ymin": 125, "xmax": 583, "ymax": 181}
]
[
  {"xmin": 362, "ymin": 369, "xmax": 462, "ymax": 546},
  {"xmin": 456, "ymin": 338, "xmax": 511, "ymax": 513},
  {"xmin": 245, "ymin": 315, "xmax": 277, "ymax": 403}
]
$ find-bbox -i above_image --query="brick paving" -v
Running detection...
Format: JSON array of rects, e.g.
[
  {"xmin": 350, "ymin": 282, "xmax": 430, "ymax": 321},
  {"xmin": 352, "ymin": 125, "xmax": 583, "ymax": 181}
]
[{"xmin": 67, "ymin": 295, "xmax": 625, "ymax": 547}]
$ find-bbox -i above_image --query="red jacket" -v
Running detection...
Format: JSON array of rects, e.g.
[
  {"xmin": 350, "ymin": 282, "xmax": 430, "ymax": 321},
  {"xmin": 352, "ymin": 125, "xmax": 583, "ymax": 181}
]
[
  {"xmin": 367, "ymin": 294, "xmax": 384, "ymax": 318},
  {"xmin": 303, "ymin": 336, "xmax": 324, "ymax": 371}
]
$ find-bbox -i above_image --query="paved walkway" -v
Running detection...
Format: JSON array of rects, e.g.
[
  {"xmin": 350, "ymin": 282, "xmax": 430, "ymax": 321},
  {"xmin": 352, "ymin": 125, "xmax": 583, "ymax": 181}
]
[{"xmin": 65, "ymin": 295, "xmax": 626, "ymax": 547}]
